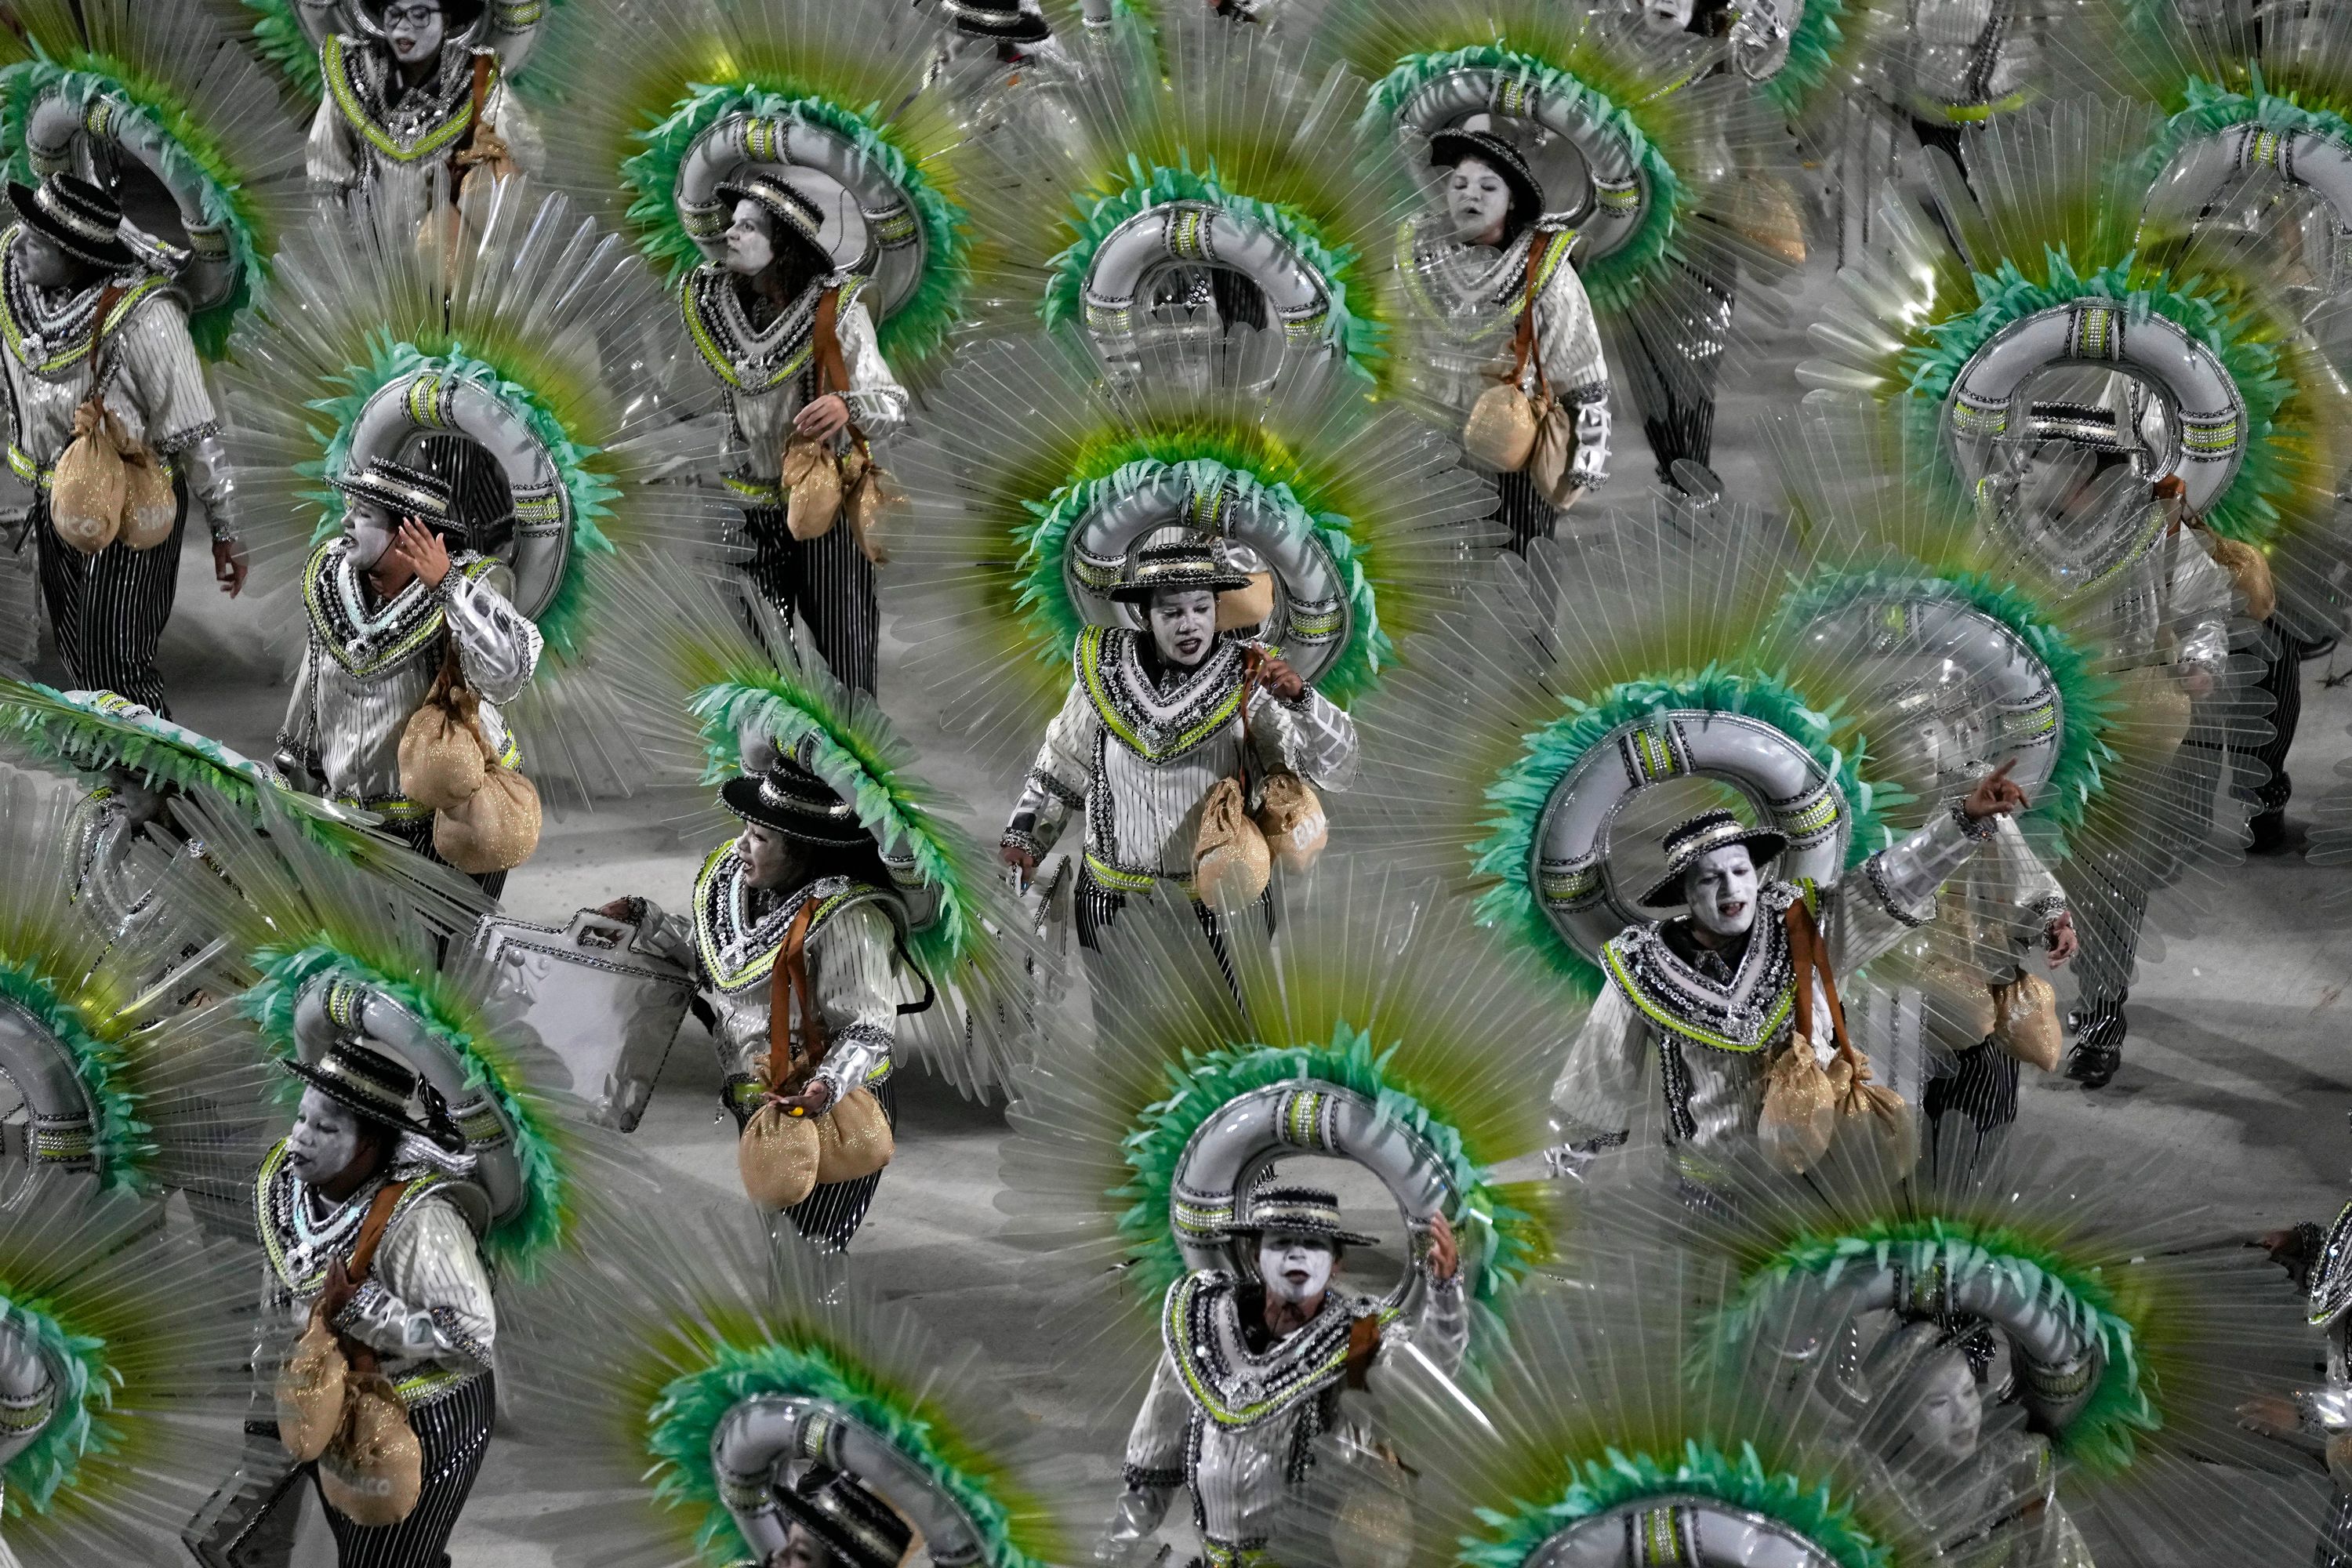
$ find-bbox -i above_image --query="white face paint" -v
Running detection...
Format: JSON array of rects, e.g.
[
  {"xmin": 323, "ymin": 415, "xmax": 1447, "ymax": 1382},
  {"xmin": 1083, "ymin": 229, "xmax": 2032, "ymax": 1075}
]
[
  {"xmin": 342, "ymin": 496, "xmax": 399, "ymax": 572},
  {"xmin": 1682, "ymin": 843, "xmax": 1760, "ymax": 937},
  {"xmin": 382, "ymin": 0, "xmax": 445, "ymax": 65},
  {"xmin": 1445, "ymin": 155, "xmax": 1515, "ymax": 247},
  {"xmin": 285, "ymin": 1087, "xmax": 375, "ymax": 1188},
  {"xmin": 723, "ymin": 200, "xmax": 778, "ymax": 278},
  {"xmin": 775, "ymin": 1522, "xmax": 832, "ymax": 1568},
  {"xmin": 1908, "ymin": 1352, "xmax": 1983, "ymax": 1463},
  {"xmin": 1257, "ymin": 1232, "xmax": 1337, "ymax": 1308},
  {"xmin": 736, "ymin": 822, "xmax": 805, "ymax": 891},
  {"xmin": 14, "ymin": 228, "xmax": 77, "ymax": 290},
  {"xmin": 1642, "ymin": 0, "xmax": 1696, "ymax": 31},
  {"xmin": 1147, "ymin": 588, "xmax": 1218, "ymax": 668}
]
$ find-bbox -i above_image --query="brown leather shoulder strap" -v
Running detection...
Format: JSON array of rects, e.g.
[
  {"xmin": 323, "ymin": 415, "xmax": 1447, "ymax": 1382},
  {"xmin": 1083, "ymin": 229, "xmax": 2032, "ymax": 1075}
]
[
  {"xmin": 347, "ymin": 1179, "xmax": 411, "ymax": 1285},
  {"xmin": 1783, "ymin": 897, "xmax": 1851, "ymax": 1053},
  {"xmin": 814, "ymin": 286, "xmax": 851, "ymax": 400},
  {"xmin": 1507, "ymin": 232, "xmax": 1550, "ymax": 395},
  {"xmin": 1344, "ymin": 1312, "xmax": 1384, "ymax": 1390},
  {"xmin": 764, "ymin": 897, "xmax": 826, "ymax": 1088}
]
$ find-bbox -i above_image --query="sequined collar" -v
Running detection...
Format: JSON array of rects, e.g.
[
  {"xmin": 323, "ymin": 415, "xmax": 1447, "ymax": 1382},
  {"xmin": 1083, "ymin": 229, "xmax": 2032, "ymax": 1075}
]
[
  {"xmin": 681, "ymin": 265, "xmax": 829, "ymax": 394},
  {"xmin": 1396, "ymin": 222, "xmax": 1567, "ymax": 332},
  {"xmin": 1602, "ymin": 882, "xmax": 1805, "ymax": 1056},
  {"xmin": 1076, "ymin": 626, "xmax": 1250, "ymax": 764},
  {"xmin": 1160, "ymin": 1271, "xmax": 1396, "ymax": 1431},
  {"xmin": 691, "ymin": 847, "xmax": 880, "ymax": 992},
  {"xmin": 2310, "ymin": 1200, "xmax": 2352, "ymax": 1329},
  {"xmin": 255, "ymin": 1139, "xmax": 448, "ymax": 1294},
  {"xmin": 322, "ymin": 35, "xmax": 485, "ymax": 162},
  {"xmin": 0, "ymin": 230, "xmax": 158, "ymax": 378},
  {"xmin": 302, "ymin": 536, "xmax": 493, "ymax": 679}
]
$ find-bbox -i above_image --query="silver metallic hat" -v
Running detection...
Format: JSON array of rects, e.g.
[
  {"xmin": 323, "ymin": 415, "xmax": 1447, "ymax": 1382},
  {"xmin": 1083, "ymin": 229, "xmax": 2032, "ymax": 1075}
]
[{"xmin": 1638, "ymin": 808, "xmax": 1788, "ymax": 910}]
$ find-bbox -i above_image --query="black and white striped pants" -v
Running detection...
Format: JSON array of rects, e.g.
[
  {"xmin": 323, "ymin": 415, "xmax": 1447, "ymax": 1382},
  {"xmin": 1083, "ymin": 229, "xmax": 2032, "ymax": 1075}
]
[
  {"xmin": 2318, "ymin": 1485, "xmax": 2352, "ymax": 1567},
  {"xmin": 777, "ymin": 1080, "xmax": 898, "ymax": 1253},
  {"xmin": 740, "ymin": 506, "xmax": 878, "ymax": 695},
  {"xmin": 1923, "ymin": 1040, "xmax": 2020, "ymax": 1174},
  {"xmin": 321, "ymin": 1372, "xmax": 495, "ymax": 1566},
  {"xmin": 1495, "ymin": 470, "xmax": 1558, "ymax": 557},
  {"xmin": 375, "ymin": 814, "xmax": 508, "ymax": 902},
  {"xmin": 33, "ymin": 488, "xmax": 187, "ymax": 714}
]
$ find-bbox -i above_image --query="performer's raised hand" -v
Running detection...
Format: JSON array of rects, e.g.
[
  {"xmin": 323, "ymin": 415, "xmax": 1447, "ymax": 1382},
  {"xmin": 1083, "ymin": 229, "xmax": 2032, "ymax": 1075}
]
[
  {"xmin": 793, "ymin": 392, "xmax": 851, "ymax": 441},
  {"xmin": 1256, "ymin": 656, "xmax": 1305, "ymax": 702},
  {"xmin": 212, "ymin": 537, "xmax": 248, "ymax": 597},
  {"xmin": 1961, "ymin": 757, "xmax": 2027, "ymax": 820},
  {"xmin": 318, "ymin": 1256, "xmax": 361, "ymax": 1321},
  {"xmin": 1000, "ymin": 842, "xmax": 1038, "ymax": 878},
  {"xmin": 1425, "ymin": 1212, "xmax": 1459, "ymax": 1283},
  {"xmin": 387, "ymin": 515, "xmax": 451, "ymax": 589},
  {"xmin": 2043, "ymin": 909, "xmax": 2078, "ymax": 966},
  {"xmin": 594, "ymin": 896, "xmax": 646, "ymax": 925}
]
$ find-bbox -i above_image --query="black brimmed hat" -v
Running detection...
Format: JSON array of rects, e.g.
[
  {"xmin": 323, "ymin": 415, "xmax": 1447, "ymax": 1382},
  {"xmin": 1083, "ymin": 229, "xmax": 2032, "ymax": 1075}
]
[
  {"xmin": 1428, "ymin": 128, "xmax": 1544, "ymax": 228},
  {"xmin": 1221, "ymin": 1183, "xmax": 1379, "ymax": 1249},
  {"xmin": 284, "ymin": 1037, "xmax": 440, "ymax": 1141},
  {"xmin": 8, "ymin": 174, "xmax": 134, "ymax": 271},
  {"xmin": 1638, "ymin": 807, "xmax": 1788, "ymax": 910},
  {"xmin": 329, "ymin": 457, "xmax": 456, "ymax": 524},
  {"xmin": 1108, "ymin": 533, "xmax": 1254, "ymax": 604},
  {"xmin": 774, "ymin": 1464, "xmax": 916, "ymax": 1568},
  {"xmin": 713, "ymin": 175, "xmax": 831, "ymax": 263},
  {"xmin": 720, "ymin": 755, "xmax": 874, "ymax": 848},
  {"xmin": 940, "ymin": 0, "xmax": 1051, "ymax": 42}
]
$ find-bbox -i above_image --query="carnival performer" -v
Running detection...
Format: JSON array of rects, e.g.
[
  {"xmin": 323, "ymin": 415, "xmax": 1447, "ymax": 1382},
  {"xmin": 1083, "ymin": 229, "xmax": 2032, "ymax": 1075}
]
[
  {"xmin": 1098, "ymin": 1181, "xmax": 1465, "ymax": 1567},
  {"xmin": 2255, "ymin": 1185, "xmax": 2352, "ymax": 1568},
  {"xmin": 600, "ymin": 752, "xmax": 921, "ymax": 1251},
  {"xmin": 305, "ymin": 0, "xmax": 539, "ymax": 220},
  {"xmin": 274, "ymin": 457, "xmax": 542, "ymax": 895},
  {"xmin": 997, "ymin": 532, "xmax": 1359, "ymax": 949},
  {"xmin": 1403, "ymin": 128, "xmax": 1610, "ymax": 553},
  {"xmin": 2, "ymin": 173, "xmax": 241, "ymax": 714},
  {"xmin": 1552, "ymin": 764, "xmax": 2027, "ymax": 1166},
  {"xmin": 684, "ymin": 175, "xmax": 908, "ymax": 695}
]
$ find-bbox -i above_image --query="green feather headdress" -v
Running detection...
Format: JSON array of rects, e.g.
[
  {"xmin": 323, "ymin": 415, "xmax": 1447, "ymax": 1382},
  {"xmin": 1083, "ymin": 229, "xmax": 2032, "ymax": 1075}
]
[
  {"xmin": 503, "ymin": 1204, "xmax": 1080, "ymax": 1568},
  {"xmin": 0, "ymin": 0, "xmax": 303, "ymax": 356},
  {"xmin": 0, "ymin": 1170, "xmax": 253, "ymax": 1559}
]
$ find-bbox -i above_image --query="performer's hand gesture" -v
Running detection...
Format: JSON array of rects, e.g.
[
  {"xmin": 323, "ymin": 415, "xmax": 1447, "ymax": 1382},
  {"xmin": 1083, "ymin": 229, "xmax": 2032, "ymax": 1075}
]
[
  {"xmin": 318, "ymin": 1256, "xmax": 361, "ymax": 1322},
  {"xmin": 212, "ymin": 537, "xmax": 248, "ymax": 597},
  {"xmin": 1256, "ymin": 656, "xmax": 1305, "ymax": 702},
  {"xmin": 1960, "ymin": 757, "xmax": 2027, "ymax": 820},
  {"xmin": 387, "ymin": 515, "xmax": 451, "ymax": 589},
  {"xmin": 2043, "ymin": 909, "xmax": 2078, "ymax": 966},
  {"xmin": 1000, "ymin": 843, "xmax": 1038, "ymax": 878},
  {"xmin": 770, "ymin": 1080, "xmax": 835, "ymax": 1117},
  {"xmin": 1425, "ymin": 1213, "xmax": 1459, "ymax": 1283},
  {"xmin": 794, "ymin": 393, "xmax": 851, "ymax": 441}
]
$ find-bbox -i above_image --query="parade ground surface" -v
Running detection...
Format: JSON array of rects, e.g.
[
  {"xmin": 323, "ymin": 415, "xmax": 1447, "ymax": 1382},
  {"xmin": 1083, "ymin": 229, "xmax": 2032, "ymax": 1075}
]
[{"xmin": 74, "ymin": 284, "xmax": 2352, "ymax": 1565}]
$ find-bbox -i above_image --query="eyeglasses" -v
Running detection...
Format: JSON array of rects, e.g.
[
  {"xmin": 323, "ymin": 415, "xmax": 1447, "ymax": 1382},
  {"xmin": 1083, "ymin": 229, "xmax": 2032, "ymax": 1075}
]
[{"xmin": 383, "ymin": 2, "xmax": 442, "ymax": 27}]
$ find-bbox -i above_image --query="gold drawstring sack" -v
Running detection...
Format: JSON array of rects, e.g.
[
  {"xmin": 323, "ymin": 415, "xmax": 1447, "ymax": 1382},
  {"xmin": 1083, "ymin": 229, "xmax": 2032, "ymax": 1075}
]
[
  {"xmin": 739, "ymin": 1102, "xmax": 821, "ymax": 1210},
  {"xmin": 2195, "ymin": 526, "xmax": 2275, "ymax": 622},
  {"xmin": 116, "ymin": 441, "xmax": 177, "ymax": 550},
  {"xmin": 805, "ymin": 288, "xmax": 904, "ymax": 559},
  {"xmin": 1254, "ymin": 771, "xmax": 1327, "ymax": 873},
  {"xmin": 1791, "ymin": 899, "xmax": 1915, "ymax": 1170},
  {"xmin": 1194, "ymin": 776, "xmax": 1271, "ymax": 910},
  {"xmin": 739, "ymin": 902, "xmax": 893, "ymax": 1207},
  {"xmin": 782, "ymin": 431, "xmax": 844, "ymax": 541},
  {"xmin": 1911, "ymin": 951, "xmax": 1999, "ymax": 1052},
  {"xmin": 319, "ymin": 1367, "xmax": 423, "ymax": 1527},
  {"xmin": 50, "ymin": 398, "xmax": 126, "ymax": 554},
  {"xmin": 1461, "ymin": 236, "xmax": 1549, "ymax": 474},
  {"xmin": 1758, "ymin": 1036, "xmax": 1837, "ymax": 1174},
  {"xmin": 433, "ymin": 747, "xmax": 540, "ymax": 873},
  {"xmin": 398, "ymin": 646, "xmax": 487, "ymax": 812},
  {"xmin": 2118, "ymin": 664, "xmax": 2194, "ymax": 756},
  {"xmin": 273, "ymin": 1306, "xmax": 348, "ymax": 1463},
  {"xmin": 1991, "ymin": 971, "xmax": 2063, "ymax": 1071},
  {"xmin": 837, "ymin": 434, "xmax": 906, "ymax": 564}
]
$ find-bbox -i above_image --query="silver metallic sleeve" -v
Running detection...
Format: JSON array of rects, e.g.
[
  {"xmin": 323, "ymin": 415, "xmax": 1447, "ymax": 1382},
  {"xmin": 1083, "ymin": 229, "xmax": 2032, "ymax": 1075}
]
[
  {"xmin": 176, "ymin": 431, "xmax": 240, "ymax": 543},
  {"xmin": 2169, "ymin": 537, "xmax": 2234, "ymax": 673},
  {"xmin": 1006, "ymin": 682, "xmax": 1098, "ymax": 856},
  {"xmin": 305, "ymin": 92, "xmax": 361, "ymax": 191},
  {"xmin": 441, "ymin": 563, "xmax": 543, "ymax": 704},
  {"xmin": 837, "ymin": 296, "xmax": 909, "ymax": 434},
  {"xmin": 332, "ymin": 1198, "xmax": 495, "ymax": 1370},
  {"xmin": 810, "ymin": 902, "xmax": 899, "ymax": 1102},
  {"xmin": 1533, "ymin": 260, "xmax": 1611, "ymax": 488},
  {"xmin": 1101, "ymin": 1351, "xmax": 1187, "ymax": 1557},
  {"xmin": 1391, "ymin": 1272, "xmax": 1468, "ymax": 1379},
  {"xmin": 1830, "ymin": 812, "xmax": 1980, "ymax": 972},
  {"xmin": 1549, "ymin": 982, "xmax": 1644, "ymax": 1145},
  {"xmin": 274, "ymin": 648, "xmax": 321, "ymax": 783},
  {"xmin": 1252, "ymin": 687, "xmax": 1359, "ymax": 791}
]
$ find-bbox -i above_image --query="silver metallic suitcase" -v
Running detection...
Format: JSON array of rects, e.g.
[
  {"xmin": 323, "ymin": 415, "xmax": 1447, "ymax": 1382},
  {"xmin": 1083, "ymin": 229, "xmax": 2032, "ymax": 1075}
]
[{"xmin": 472, "ymin": 910, "xmax": 695, "ymax": 1131}]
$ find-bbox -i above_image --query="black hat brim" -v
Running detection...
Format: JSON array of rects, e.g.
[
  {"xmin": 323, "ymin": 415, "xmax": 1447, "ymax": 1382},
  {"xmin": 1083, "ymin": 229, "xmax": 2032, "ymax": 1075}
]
[
  {"xmin": 711, "ymin": 179, "xmax": 833, "ymax": 265},
  {"xmin": 281, "ymin": 1055, "xmax": 438, "ymax": 1141},
  {"xmin": 1109, "ymin": 571, "xmax": 1257, "ymax": 604},
  {"xmin": 1224, "ymin": 1219, "xmax": 1381, "ymax": 1249},
  {"xmin": 328, "ymin": 470, "xmax": 454, "ymax": 524},
  {"xmin": 719, "ymin": 773, "xmax": 877, "ymax": 847},
  {"xmin": 7, "ymin": 182, "xmax": 135, "ymax": 271},
  {"xmin": 1427, "ymin": 131, "xmax": 1544, "ymax": 224},
  {"xmin": 1638, "ymin": 829, "xmax": 1790, "ymax": 910}
]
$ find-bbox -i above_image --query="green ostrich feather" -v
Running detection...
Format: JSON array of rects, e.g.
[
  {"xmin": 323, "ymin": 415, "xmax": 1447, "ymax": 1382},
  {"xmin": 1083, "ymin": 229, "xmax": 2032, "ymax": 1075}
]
[
  {"xmin": 1465, "ymin": 1439, "xmax": 1893, "ymax": 1568},
  {"xmin": 1366, "ymin": 47, "xmax": 1687, "ymax": 315},
  {"xmin": 240, "ymin": 0, "xmax": 324, "ymax": 101},
  {"xmin": 0, "ymin": 55, "xmax": 273, "ymax": 357},
  {"xmin": 1045, "ymin": 156, "xmax": 1387, "ymax": 371},
  {"xmin": 1762, "ymin": 0, "xmax": 1853, "ymax": 119},
  {"xmin": 646, "ymin": 1336, "xmax": 1054, "ymax": 1568},
  {"xmin": 0, "ymin": 963, "xmax": 151, "ymax": 1196},
  {"xmin": 1471, "ymin": 665, "xmax": 1910, "ymax": 999},
  {"xmin": 1772, "ymin": 569, "xmax": 2119, "ymax": 838},
  {"xmin": 689, "ymin": 675, "xmax": 984, "ymax": 975},
  {"xmin": 1013, "ymin": 451, "xmax": 1393, "ymax": 708},
  {"xmin": 621, "ymin": 81, "xmax": 971, "ymax": 368},
  {"xmin": 1714, "ymin": 1215, "xmax": 2154, "ymax": 1470},
  {"xmin": 301, "ymin": 332, "xmax": 619, "ymax": 659},
  {"xmin": 1898, "ymin": 249, "xmax": 2296, "ymax": 546},
  {"xmin": 1112, "ymin": 1024, "xmax": 1554, "ymax": 1312},
  {"xmin": 0, "ymin": 1294, "xmax": 113, "ymax": 1515},
  {"xmin": 241, "ymin": 943, "xmax": 575, "ymax": 1276},
  {"xmin": 2151, "ymin": 71, "xmax": 2352, "ymax": 163}
]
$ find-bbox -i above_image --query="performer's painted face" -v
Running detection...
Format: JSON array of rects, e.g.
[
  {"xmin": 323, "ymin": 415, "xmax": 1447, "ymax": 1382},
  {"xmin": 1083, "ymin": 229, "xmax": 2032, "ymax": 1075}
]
[
  {"xmin": 774, "ymin": 1523, "xmax": 833, "ymax": 1568},
  {"xmin": 1642, "ymin": 0, "xmax": 1696, "ymax": 31},
  {"xmin": 108, "ymin": 771, "xmax": 167, "ymax": 827},
  {"xmin": 383, "ymin": 0, "xmax": 445, "ymax": 65},
  {"xmin": 342, "ymin": 497, "xmax": 399, "ymax": 572},
  {"xmin": 13, "ymin": 229, "xmax": 75, "ymax": 290},
  {"xmin": 1683, "ymin": 844, "xmax": 1759, "ymax": 937},
  {"xmin": 737, "ymin": 822, "xmax": 807, "ymax": 891},
  {"xmin": 1445, "ymin": 156, "xmax": 1514, "ymax": 247},
  {"xmin": 1258, "ymin": 1232, "xmax": 1337, "ymax": 1308},
  {"xmin": 1146, "ymin": 588, "xmax": 1217, "ymax": 668},
  {"xmin": 286, "ymin": 1087, "xmax": 376, "ymax": 1187},
  {"xmin": 1908, "ymin": 1352, "xmax": 1983, "ymax": 1462},
  {"xmin": 724, "ymin": 201, "xmax": 777, "ymax": 278}
]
